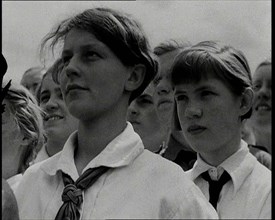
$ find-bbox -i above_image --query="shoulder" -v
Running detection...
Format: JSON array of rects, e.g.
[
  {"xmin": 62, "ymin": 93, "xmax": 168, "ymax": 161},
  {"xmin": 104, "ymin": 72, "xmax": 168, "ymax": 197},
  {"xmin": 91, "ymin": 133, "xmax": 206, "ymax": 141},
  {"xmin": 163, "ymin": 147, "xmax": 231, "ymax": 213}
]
[
  {"xmin": 134, "ymin": 150, "xmax": 200, "ymax": 189},
  {"xmin": 15, "ymin": 153, "xmax": 61, "ymax": 195}
]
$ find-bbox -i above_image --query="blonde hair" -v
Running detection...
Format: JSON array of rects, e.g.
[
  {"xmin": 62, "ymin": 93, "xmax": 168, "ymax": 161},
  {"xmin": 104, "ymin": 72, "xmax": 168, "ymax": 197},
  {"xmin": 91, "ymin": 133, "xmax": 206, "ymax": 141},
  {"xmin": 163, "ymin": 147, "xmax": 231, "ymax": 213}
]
[{"xmin": 4, "ymin": 81, "xmax": 45, "ymax": 172}]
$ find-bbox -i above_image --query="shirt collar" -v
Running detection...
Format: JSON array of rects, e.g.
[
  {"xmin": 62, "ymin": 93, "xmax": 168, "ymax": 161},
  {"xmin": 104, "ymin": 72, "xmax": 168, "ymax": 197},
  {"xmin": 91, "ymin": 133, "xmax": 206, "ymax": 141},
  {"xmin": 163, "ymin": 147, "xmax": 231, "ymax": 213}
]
[
  {"xmin": 40, "ymin": 122, "xmax": 144, "ymax": 180},
  {"xmin": 191, "ymin": 140, "xmax": 257, "ymax": 196}
]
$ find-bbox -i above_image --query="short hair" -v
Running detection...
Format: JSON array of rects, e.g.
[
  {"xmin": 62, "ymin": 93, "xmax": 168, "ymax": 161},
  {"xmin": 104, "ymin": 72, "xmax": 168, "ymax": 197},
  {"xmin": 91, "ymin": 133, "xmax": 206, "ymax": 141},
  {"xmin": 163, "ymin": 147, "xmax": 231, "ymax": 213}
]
[
  {"xmin": 22, "ymin": 66, "xmax": 45, "ymax": 77},
  {"xmin": 171, "ymin": 40, "xmax": 252, "ymax": 120},
  {"xmin": 36, "ymin": 58, "xmax": 63, "ymax": 104},
  {"xmin": 153, "ymin": 39, "xmax": 191, "ymax": 56},
  {"xmin": 255, "ymin": 57, "xmax": 271, "ymax": 72},
  {"xmin": 40, "ymin": 7, "xmax": 158, "ymax": 103},
  {"xmin": 4, "ymin": 81, "xmax": 45, "ymax": 172}
]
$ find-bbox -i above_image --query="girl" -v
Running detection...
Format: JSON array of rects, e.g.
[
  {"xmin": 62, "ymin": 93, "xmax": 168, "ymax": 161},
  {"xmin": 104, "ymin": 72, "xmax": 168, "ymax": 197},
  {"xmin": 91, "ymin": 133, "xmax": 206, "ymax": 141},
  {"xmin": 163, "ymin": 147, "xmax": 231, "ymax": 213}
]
[
  {"xmin": 15, "ymin": 8, "xmax": 217, "ymax": 219},
  {"xmin": 34, "ymin": 59, "xmax": 78, "ymax": 162},
  {"xmin": 171, "ymin": 40, "xmax": 271, "ymax": 218}
]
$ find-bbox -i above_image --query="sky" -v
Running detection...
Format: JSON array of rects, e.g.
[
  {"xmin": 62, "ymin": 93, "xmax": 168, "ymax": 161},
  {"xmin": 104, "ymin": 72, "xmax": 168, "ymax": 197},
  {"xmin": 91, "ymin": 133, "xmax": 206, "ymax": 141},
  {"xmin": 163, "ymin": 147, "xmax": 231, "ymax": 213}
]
[{"xmin": 2, "ymin": 0, "xmax": 271, "ymax": 83}]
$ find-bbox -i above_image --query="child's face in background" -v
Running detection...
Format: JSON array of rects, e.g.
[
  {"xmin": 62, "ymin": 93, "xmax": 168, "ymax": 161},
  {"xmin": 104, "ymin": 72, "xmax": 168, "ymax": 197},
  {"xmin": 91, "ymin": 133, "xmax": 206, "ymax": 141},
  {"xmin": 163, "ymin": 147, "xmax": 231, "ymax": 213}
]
[
  {"xmin": 59, "ymin": 28, "xmax": 133, "ymax": 121},
  {"xmin": 39, "ymin": 74, "xmax": 78, "ymax": 140},
  {"xmin": 251, "ymin": 64, "xmax": 271, "ymax": 127},
  {"xmin": 174, "ymin": 76, "xmax": 243, "ymax": 156},
  {"xmin": 127, "ymin": 83, "xmax": 166, "ymax": 152},
  {"xmin": 153, "ymin": 50, "xmax": 180, "ymax": 129},
  {"xmin": 21, "ymin": 70, "xmax": 43, "ymax": 96}
]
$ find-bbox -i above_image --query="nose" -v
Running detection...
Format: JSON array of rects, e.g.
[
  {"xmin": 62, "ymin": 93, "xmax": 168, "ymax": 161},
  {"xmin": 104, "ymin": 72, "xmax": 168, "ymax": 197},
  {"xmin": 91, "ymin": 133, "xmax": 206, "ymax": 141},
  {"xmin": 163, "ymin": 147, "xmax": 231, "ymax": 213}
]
[
  {"xmin": 127, "ymin": 102, "xmax": 140, "ymax": 118},
  {"xmin": 62, "ymin": 57, "xmax": 81, "ymax": 81},
  {"xmin": 257, "ymin": 85, "xmax": 271, "ymax": 100},
  {"xmin": 185, "ymin": 105, "xmax": 202, "ymax": 119},
  {"xmin": 45, "ymin": 96, "xmax": 59, "ymax": 111},
  {"xmin": 156, "ymin": 79, "xmax": 172, "ymax": 96}
]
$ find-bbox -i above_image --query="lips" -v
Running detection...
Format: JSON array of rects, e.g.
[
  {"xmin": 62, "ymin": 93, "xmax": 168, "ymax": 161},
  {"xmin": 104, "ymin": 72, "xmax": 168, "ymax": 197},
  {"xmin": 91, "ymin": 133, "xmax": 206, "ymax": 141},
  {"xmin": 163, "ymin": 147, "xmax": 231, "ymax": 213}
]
[
  {"xmin": 44, "ymin": 114, "xmax": 64, "ymax": 122},
  {"xmin": 187, "ymin": 125, "xmax": 206, "ymax": 135},
  {"xmin": 255, "ymin": 103, "xmax": 271, "ymax": 111},
  {"xmin": 128, "ymin": 119, "xmax": 140, "ymax": 125},
  {"xmin": 66, "ymin": 84, "xmax": 87, "ymax": 94}
]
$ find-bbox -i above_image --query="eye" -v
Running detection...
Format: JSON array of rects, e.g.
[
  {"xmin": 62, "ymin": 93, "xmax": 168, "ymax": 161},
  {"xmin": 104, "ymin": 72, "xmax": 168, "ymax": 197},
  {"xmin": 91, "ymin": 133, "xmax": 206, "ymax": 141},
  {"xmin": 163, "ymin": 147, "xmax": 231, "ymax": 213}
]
[
  {"xmin": 201, "ymin": 90, "xmax": 215, "ymax": 97},
  {"xmin": 62, "ymin": 55, "xmax": 71, "ymax": 66},
  {"xmin": 84, "ymin": 51, "xmax": 100, "ymax": 60},
  {"xmin": 141, "ymin": 98, "xmax": 153, "ymax": 104},
  {"xmin": 175, "ymin": 94, "xmax": 188, "ymax": 102},
  {"xmin": 137, "ymin": 97, "xmax": 153, "ymax": 106},
  {"xmin": 40, "ymin": 95, "xmax": 49, "ymax": 104},
  {"xmin": 253, "ymin": 83, "xmax": 261, "ymax": 91}
]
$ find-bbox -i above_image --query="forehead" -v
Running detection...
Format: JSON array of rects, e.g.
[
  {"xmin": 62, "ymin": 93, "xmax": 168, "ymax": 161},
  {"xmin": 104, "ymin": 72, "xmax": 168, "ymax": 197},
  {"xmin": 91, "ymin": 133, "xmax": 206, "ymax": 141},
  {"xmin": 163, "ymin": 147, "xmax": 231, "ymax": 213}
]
[
  {"xmin": 22, "ymin": 72, "xmax": 43, "ymax": 83},
  {"xmin": 41, "ymin": 74, "xmax": 59, "ymax": 90},
  {"xmin": 253, "ymin": 64, "xmax": 271, "ymax": 80},
  {"xmin": 158, "ymin": 50, "xmax": 181, "ymax": 77},
  {"xmin": 63, "ymin": 29, "xmax": 107, "ymax": 51},
  {"xmin": 175, "ymin": 77, "xmax": 227, "ymax": 92}
]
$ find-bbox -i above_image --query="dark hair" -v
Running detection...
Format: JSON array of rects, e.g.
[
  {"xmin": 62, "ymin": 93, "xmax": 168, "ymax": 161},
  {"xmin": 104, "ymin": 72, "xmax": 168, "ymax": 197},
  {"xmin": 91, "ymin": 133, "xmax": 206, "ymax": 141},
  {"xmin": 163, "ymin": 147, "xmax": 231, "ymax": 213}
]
[
  {"xmin": 40, "ymin": 7, "xmax": 158, "ymax": 103},
  {"xmin": 154, "ymin": 39, "xmax": 191, "ymax": 56},
  {"xmin": 171, "ymin": 40, "xmax": 252, "ymax": 120}
]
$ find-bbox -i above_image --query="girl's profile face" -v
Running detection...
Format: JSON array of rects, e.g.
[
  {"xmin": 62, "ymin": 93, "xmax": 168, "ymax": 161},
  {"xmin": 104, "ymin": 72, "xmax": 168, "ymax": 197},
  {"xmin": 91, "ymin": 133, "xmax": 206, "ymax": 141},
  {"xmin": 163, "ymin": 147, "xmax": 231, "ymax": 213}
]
[
  {"xmin": 59, "ymin": 28, "xmax": 133, "ymax": 120},
  {"xmin": 251, "ymin": 64, "xmax": 271, "ymax": 126},
  {"xmin": 174, "ymin": 76, "xmax": 243, "ymax": 156},
  {"xmin": 39, "ymin": 74, "xmax": 78, "ymax": 139}
]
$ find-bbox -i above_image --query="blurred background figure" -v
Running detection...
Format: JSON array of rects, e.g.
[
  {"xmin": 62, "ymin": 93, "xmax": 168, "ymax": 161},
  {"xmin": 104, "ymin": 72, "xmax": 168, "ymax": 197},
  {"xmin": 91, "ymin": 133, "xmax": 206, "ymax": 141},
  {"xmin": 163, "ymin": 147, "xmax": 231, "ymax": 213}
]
[
  {"xmin": 153, "ymin": 39, "xmax": 196, "ymax": 170},
  {"xmin": 1, "ymin": 54, "xmax": 19, "ymax": 220},
  {"xmin": 2, "ymin": 178, "xmax": 19, "ymax": 220},
  {"xmin": 2, "ymin": 81, "xmax": 44, "ymax": 191},
  {"xmin": 127, "ymin": 82, "xmax": 167, "ymax": 154},
  {"xmin": 34, "ymin": 58, "xmax": 78, "ymax": 163},
  {"xmin": 243, "ymin": 58, "xmax": 272, "ymax": 169},
  {"xmin": 20, "ymin": 66, "xmax": 45, "ymax": 96}
]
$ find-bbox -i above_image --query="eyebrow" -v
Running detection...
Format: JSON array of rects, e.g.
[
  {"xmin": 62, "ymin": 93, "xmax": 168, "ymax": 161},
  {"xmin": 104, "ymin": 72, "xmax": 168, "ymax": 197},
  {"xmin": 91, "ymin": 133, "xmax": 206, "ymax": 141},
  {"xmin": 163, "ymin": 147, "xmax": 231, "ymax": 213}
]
[
  {"xmin": 40, "ymin": 90, "xmax": 49, "ymax": 96},
  {"xmin": 62, "ymin": 43, "xmax": 104, "ymax": 55},
  {"xmin": 175, "ymin": 84, "xmax": 217, "ymax": 95}
]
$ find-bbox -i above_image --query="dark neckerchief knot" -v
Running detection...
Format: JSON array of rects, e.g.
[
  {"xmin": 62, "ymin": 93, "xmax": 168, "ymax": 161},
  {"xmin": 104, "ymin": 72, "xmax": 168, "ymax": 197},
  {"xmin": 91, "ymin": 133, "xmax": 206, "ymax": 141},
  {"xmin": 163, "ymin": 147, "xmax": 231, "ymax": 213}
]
[
  {"xmin": 62, "ymin": 184, "xmax": 83, "ymax": 205},
  {"xmin": 55, "ymin": 166, "xmax": 110, "ymax": 220}
]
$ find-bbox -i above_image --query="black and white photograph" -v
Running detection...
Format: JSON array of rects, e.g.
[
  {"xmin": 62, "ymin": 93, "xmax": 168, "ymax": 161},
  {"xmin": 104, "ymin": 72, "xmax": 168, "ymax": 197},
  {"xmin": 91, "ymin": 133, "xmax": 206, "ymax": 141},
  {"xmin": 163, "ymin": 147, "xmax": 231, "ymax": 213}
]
[{"xmin": 2, "ymin": 1, "xmax": 271, "ymax": 219}]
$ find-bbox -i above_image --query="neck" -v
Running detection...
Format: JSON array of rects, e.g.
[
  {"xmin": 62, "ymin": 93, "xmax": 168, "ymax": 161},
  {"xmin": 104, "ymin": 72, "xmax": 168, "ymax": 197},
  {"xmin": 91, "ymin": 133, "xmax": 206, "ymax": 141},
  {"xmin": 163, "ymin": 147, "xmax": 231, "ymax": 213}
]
[
  {"xmin": 74, "ymin": 110, "xmax": 127, "ymax": 175},
  {"xmin": 253, "ymin": 127, "xmax": 271, "ymax": 153},
  {"xmin": 200, "ymin": 136, "xmax": 242, "ymax": 167},
  {"xmin": 46, "ymin": 138, "xmax": 67, "ymax": 157}
]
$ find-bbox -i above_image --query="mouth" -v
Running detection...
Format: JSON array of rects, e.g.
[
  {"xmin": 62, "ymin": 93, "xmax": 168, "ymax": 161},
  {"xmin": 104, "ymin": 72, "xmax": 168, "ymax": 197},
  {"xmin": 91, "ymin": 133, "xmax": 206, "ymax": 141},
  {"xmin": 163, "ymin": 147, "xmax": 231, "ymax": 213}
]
[
  {"xmin": 255, "ymin": 103, "xmax": 271, "ymax": 112},
  {"xmin": 44, "ymin": 114, "xmax": 64, "ymax": 122},
  {"xmin": 187, "ymin": 125, "xmax": 206, "ymax": 135},
  {"xmin": 66, "ymin": 84, "xmax": 87, "ymax": 95},
  {"xmin": 129, "ymin": 120, "xmax": 140, "ymax": 125}
]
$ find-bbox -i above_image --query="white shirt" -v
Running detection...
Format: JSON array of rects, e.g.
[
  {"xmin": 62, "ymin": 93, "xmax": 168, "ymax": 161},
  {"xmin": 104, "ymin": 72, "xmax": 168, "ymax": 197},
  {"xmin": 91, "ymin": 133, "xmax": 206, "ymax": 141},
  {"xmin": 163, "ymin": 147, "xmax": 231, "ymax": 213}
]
[
  {"xmin": 33, "ymin": 144, "xmax": 49, "ymax": 164},
  {"xmin": 7, "ymin": 173, "xmax": 23, "ymax": 192},
  {"xmin": 15, "ymin": 123, "xmax": 218, "ymax": 219},
  {"xmin": 186, "ymin": 140, "xmax": 271, "ymax": 219}
]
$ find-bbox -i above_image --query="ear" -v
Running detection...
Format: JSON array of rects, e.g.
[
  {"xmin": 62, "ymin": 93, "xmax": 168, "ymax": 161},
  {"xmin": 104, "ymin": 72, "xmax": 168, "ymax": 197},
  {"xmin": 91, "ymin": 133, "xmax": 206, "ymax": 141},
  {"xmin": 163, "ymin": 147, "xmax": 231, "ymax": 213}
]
[
  {"xmin": 21, "ymin": 136, "xmax": 32, "ymax": 147},
  {"xmin": 239, "ymin": 87, "xmax": 254, "ymax": 116},
  {"xmin": 124, "ymin": 64, "xmax": 146, "ymax": 92}
]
